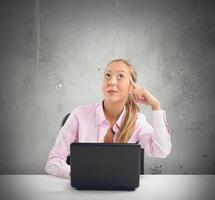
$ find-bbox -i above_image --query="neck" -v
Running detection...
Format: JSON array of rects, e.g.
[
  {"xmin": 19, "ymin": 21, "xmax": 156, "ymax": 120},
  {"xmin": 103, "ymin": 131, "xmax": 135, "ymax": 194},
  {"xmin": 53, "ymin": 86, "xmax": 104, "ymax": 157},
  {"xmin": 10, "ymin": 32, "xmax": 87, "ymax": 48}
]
[{"xmin": 103, "ymin": 100, "xmax": 125, "ymax": 125}]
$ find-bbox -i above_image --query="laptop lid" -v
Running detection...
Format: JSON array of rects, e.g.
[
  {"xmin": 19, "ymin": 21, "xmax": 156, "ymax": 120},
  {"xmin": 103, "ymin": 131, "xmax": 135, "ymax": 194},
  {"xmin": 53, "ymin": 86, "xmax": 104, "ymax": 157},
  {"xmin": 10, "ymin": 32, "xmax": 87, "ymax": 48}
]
[{"xmin": 70, "ymin": 143, "xmax": 141, "ymax": 190}]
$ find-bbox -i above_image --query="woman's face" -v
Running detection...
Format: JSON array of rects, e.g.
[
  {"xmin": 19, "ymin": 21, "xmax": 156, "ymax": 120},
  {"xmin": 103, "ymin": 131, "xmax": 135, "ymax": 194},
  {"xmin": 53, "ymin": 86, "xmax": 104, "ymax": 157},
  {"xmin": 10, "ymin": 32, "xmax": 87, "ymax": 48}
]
[{"xmin": 102, "ymin": 61, "xmax": 132, "ymax": 104}]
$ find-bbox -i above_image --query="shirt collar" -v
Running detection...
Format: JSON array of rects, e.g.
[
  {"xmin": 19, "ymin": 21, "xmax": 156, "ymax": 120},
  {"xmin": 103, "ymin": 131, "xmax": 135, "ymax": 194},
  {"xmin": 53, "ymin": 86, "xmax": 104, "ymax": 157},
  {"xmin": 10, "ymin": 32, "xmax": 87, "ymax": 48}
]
[{"xmin": 95, "ymin": 100, "xmax": 126, "ymax": 128}]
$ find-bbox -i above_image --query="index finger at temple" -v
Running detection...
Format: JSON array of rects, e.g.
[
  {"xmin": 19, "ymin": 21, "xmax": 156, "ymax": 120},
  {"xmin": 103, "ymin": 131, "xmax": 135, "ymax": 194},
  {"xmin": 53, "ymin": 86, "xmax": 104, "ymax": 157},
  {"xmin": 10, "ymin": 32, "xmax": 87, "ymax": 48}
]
[{"xmin": 130, "ymin": 77, "xmax": 136, "ymax": 86}]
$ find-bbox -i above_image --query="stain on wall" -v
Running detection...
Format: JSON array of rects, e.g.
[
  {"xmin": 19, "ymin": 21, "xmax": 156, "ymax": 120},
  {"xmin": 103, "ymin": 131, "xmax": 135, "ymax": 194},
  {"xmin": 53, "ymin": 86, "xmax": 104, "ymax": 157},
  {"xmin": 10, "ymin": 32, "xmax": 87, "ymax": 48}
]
[{"xmin": 149, "ymin": 165, "xmax": 163, "ymax": 174}]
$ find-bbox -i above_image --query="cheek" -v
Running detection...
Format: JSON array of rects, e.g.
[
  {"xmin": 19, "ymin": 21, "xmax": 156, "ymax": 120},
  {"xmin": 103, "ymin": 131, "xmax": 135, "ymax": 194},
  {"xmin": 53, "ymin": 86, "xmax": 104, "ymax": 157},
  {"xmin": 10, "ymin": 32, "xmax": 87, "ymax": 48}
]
[
  {"xmin": 118, "ymin": 82, "xmax": 130, "ymax": 93},
  {"xmin": 102, "ymin": 80, "xmax": 107, "ymax": 91}
]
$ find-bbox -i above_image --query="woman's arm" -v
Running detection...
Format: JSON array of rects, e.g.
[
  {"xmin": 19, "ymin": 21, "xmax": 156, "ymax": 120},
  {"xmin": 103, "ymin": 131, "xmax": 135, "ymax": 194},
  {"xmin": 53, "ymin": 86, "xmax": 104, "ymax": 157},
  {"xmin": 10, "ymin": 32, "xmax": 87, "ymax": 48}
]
[
  {"xmin": 136, "ymin": 109, "xmax": 171, "ymax": 158},
  {"xmin": 45, "ymin": 111, "xmax": 79, "ymax": 179},
  {"xmin": 129, "ymin": 78, "xmax": 171, "ymax": 158}
]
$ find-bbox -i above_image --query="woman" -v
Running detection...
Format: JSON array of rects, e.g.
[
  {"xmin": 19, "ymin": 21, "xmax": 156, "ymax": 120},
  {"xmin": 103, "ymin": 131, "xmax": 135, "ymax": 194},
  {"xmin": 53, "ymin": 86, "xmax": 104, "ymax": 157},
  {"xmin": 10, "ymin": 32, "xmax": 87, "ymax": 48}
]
[{"xmin": 45, "ymin": 58, "xmax": 171, "ymax": 178}]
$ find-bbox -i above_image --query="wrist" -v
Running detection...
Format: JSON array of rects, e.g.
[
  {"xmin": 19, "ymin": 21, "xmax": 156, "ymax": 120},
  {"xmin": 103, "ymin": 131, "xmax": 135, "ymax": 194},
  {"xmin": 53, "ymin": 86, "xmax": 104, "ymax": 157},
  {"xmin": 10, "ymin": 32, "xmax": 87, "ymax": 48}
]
[{"xmin": 151, "ymin": 103, "xmax": 161, "ymax": 110}]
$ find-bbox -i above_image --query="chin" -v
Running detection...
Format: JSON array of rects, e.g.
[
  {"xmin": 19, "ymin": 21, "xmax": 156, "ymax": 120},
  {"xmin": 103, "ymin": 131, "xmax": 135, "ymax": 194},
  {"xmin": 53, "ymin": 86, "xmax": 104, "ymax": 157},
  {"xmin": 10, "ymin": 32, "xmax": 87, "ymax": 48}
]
[{"xmin": 104, "ymin": 96, "xmax": 124, "ymax": 104}]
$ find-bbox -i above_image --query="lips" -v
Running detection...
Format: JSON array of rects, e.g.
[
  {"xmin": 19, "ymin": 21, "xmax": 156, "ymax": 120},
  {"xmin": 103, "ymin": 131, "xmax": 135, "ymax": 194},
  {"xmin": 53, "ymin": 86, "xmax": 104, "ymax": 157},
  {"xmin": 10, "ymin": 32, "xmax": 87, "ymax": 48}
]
[
  {"xmin": 107, "ymin": 90, "xmax": 117, "ymax": 93},
  {"xmin": 106, "ymin": 89, "xmax": 118, "ymax": 94}
]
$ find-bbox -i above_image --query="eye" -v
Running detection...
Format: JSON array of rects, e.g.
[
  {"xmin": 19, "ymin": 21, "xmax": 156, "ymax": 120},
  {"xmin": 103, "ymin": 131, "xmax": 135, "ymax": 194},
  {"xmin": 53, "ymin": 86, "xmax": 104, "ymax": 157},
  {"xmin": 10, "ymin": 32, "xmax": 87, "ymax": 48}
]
[
  {"xmin": 104, "ymin": 73, "xmax": 111, "ymax": 79},
  {"xmin": 117, "ymin": 73, "xmax": 125, "ymax": 80}
]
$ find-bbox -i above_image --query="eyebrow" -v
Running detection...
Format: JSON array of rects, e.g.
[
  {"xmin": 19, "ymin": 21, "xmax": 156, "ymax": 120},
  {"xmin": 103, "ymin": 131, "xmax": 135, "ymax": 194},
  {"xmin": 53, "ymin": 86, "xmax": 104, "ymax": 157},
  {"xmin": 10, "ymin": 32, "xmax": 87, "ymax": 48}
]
[{"xmin": 104, "ymin": 70, "xmax": 127, "ymax": 73}]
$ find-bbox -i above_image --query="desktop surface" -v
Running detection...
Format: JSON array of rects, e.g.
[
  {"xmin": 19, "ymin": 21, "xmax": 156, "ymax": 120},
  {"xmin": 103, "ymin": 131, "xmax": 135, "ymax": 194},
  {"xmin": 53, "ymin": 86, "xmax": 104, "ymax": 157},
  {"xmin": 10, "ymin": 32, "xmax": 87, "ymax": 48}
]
[{"xmin": 0, "ymin": 174, "xmax": 214, "ymax": 200}]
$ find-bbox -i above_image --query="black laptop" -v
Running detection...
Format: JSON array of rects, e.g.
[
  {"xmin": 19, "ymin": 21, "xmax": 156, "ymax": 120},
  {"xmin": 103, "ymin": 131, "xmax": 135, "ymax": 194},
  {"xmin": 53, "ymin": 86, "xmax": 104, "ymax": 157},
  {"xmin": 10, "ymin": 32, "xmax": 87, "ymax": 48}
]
[{"xmin": 70, "ymin": 143, "xmax": 141, "ymax": 190}]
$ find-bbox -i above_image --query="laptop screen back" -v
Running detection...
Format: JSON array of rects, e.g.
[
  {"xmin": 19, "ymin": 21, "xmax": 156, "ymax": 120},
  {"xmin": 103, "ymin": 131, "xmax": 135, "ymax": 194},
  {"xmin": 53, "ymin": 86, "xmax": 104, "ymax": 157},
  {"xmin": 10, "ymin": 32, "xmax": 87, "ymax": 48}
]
[{"xmin": 70, "ymin": 143, "xmax": 141, "ymax": 190}]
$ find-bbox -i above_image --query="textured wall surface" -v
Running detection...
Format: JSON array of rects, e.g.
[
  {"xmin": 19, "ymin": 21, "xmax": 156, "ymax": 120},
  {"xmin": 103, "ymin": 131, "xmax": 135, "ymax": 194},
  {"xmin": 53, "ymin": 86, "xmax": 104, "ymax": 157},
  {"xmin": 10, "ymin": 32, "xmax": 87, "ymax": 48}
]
[{"xmin": 0, "ymin": 0, "xmax": 215, "ymax": 174}]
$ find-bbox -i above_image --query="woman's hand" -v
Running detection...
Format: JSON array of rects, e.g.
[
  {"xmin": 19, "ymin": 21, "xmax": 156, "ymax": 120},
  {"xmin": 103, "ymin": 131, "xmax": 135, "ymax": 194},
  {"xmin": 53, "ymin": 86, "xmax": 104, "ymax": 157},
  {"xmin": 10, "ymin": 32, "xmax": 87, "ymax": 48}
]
[{"xmin": 129, "ymin": 78, "xmax": 161, "ymax": 110}]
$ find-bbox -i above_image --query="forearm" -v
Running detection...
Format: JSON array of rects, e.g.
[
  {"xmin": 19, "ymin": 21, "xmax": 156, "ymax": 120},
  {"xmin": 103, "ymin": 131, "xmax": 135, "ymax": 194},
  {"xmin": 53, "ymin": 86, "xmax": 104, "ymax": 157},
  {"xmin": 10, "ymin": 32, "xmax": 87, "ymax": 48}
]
[
  {"xmin": 45, "ymin": 158, "xmax": 70, "ymax": 179},
  {"xmin": 151, "ymin": 103, "xmax": 161, "ymax": 110}
]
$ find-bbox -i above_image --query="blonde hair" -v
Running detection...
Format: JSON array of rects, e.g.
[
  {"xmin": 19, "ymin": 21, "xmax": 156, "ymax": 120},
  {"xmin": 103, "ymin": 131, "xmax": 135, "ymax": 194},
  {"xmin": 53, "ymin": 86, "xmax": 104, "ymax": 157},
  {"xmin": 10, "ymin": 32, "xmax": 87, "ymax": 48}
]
[{"xmin": 106, "ymin": 58, "xmax": 140, "ymax": 143}]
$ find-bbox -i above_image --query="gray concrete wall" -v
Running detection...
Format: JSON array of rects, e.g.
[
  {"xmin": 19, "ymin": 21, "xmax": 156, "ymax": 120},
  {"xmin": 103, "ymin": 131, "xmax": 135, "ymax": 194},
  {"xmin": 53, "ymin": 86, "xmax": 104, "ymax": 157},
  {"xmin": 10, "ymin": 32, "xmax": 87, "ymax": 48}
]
[{"xmin": 0, "ymin": 0, "xmax": 215, "ymax": 174}]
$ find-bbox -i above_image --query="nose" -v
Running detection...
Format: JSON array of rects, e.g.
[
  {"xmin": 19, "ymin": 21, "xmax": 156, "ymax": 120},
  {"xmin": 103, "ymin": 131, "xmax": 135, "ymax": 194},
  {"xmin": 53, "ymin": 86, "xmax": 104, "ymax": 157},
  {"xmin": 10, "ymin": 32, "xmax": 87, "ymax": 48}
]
[{"xmin": 108, "ymin": 76, "xmax": 117, "ymax": 86}]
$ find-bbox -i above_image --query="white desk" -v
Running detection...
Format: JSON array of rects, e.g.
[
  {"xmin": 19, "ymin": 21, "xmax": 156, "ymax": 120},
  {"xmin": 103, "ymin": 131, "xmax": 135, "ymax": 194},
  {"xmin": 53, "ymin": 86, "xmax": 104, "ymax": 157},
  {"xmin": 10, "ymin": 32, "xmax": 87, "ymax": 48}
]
[{"xmin": 0, "ymin": 175, "xmax": 214, "ymax": 200}]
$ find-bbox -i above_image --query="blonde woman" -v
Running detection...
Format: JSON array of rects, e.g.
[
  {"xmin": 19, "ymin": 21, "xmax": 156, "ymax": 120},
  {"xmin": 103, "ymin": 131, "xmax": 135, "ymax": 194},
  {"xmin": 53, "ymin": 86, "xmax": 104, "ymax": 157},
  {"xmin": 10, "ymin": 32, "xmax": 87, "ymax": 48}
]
[{"xmin": 45, "ymin": 58, "xmax": 172, "ymax": 178}]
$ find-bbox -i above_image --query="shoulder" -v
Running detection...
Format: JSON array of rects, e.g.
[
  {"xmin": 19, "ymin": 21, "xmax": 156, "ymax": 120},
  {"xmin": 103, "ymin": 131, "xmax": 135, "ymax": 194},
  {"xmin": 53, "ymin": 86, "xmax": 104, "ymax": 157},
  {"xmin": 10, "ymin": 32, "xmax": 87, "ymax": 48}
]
[
  {"xmin": 136, "ymin": 112, "xmax": 146, "ymax": 121},
  {"xmin": 135, "ymin": 112, "xmax": 153, "ymax": 131},
  {"xmin": 71, "ymin": 102, "xmax": 99, "ymax": 116}
]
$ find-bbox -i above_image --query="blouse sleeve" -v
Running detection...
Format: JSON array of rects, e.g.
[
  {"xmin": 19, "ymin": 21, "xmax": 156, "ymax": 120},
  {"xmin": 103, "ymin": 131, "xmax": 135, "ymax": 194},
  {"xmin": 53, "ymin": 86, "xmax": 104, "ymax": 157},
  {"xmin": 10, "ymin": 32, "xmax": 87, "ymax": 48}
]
[
  {"xmin": 137, "ymin": 109, "xmax": 172, "ymax": 158},
  {"xmin": 45, "ymin": 111, "xmax": 79, "ymax": 179}
]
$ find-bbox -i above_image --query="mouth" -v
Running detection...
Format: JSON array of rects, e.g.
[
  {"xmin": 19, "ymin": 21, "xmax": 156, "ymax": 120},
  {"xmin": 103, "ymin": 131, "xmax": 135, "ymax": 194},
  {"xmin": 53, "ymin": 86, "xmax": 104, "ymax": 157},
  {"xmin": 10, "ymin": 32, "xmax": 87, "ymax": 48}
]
[{"xmin": 106, "ymin": 89, "xmax": 118, "ymax": 94}]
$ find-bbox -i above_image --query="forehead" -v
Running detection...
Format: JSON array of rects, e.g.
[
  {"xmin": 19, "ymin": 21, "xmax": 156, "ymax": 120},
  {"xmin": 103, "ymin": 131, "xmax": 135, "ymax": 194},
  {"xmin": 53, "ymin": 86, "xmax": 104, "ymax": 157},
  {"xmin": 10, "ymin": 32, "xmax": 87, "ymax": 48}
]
[{"xmin": 105, "ymin": 61, "xmax": 130, "ymax": 73}]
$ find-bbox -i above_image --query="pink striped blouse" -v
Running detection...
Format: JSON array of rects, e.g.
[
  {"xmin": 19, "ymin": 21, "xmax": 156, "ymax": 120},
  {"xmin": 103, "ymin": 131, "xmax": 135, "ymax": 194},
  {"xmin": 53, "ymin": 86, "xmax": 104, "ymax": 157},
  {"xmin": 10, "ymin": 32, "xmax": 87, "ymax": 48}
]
[{"xmin": 45, "ymin": 101, "xmax": 171, "ymax": 178}]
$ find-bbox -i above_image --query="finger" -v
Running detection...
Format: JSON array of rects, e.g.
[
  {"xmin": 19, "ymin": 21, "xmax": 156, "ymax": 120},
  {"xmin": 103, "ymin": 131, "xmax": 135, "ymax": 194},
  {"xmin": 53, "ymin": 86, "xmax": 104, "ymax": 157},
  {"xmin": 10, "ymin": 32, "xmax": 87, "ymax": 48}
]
[
  {"xmin": 129, "ymin": 77, "xmax": 136, "ymax": 87},
  {"xmin": 137, "ymin": 95, "xmax": 145, "ymax": 102},
  {"xmin": 133, "ymin": 93, "xmax": 139, "ymax": 103},
  {"xmin": 136, "ymin": 96, "xmax": 146, "ymax": 104},
  {"xmin": 138, "ymin": 99, "xmax": 145, "ymax": 104},
  {"xmin": 138, "ymin": 96, "xmax": 149, "ymax": 104},
  {"xmin": 130, "ymin": 93, "xmax": 136, "ymax": 102},
  {"xmin": 139, "ymin": 96, "xmax": 145, "ymax": 101}
]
